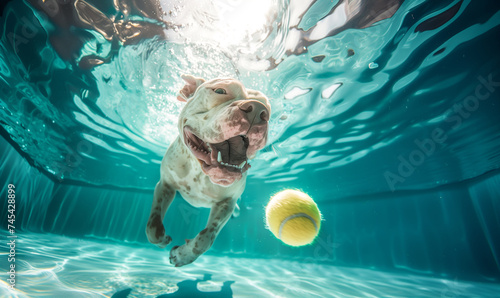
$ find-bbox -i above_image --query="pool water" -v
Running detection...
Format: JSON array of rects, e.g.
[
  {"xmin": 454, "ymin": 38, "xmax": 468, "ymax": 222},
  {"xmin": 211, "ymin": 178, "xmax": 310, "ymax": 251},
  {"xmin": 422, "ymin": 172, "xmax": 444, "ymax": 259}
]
[{"xmin": 1, "ymin": 0, "xmax": 500, "ymax": 297}]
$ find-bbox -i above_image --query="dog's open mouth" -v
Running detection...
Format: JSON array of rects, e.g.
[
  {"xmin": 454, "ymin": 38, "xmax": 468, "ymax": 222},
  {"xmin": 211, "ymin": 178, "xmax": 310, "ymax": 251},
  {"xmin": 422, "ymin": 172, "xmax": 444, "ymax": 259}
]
[{"xmin": 183, "ymin": 126, "xmax": 251, "ymax": 177}]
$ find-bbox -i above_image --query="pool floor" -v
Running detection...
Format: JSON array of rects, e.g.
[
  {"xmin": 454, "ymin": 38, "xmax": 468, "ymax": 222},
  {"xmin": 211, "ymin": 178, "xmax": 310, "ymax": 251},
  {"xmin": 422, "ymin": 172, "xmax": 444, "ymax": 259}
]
[{"xmin": 1, "ymin": 231, "xmax": 499, "ymax": 297}]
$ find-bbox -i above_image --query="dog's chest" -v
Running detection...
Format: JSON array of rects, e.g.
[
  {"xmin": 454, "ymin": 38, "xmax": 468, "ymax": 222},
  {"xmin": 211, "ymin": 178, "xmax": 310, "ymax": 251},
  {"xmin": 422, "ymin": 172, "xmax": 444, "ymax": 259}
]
[
  {"xmin": 174, "ymin": 167, "xmax": 214, "ymax": 207},
  {"xmin": 175, "ymin": 169, "xmax": 244, "ymax": 208}
]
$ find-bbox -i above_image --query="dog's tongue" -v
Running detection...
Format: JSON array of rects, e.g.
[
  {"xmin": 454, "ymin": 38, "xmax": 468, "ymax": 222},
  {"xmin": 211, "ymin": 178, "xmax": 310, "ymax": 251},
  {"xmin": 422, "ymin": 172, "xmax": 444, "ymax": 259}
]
[{"xmin": 212, "ymin": 136, "xmax": 247, "ymax": 165}]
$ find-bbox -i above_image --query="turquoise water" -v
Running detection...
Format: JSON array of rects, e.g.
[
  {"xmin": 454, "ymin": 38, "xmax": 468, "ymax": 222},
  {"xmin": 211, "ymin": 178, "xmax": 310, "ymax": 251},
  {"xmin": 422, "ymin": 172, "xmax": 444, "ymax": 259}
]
[{"xmin": 1, "ymin": 0, "xmax": 500, "ymax": 297}]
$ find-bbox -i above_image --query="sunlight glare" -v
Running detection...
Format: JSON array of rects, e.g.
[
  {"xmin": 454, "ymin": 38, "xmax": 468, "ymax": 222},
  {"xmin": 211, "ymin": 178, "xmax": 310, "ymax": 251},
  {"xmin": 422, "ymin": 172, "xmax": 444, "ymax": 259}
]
[{"xmin": 212, "ymin": 0, "xmax": 275, "ymax": 48}]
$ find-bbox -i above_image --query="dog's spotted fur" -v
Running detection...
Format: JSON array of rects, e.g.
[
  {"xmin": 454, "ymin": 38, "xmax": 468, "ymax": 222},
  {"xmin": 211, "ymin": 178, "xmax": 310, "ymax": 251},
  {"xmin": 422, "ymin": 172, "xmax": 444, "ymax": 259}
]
[{"xmin": 146, "ymin": 75, "xmax": 270, "ymax": 267}]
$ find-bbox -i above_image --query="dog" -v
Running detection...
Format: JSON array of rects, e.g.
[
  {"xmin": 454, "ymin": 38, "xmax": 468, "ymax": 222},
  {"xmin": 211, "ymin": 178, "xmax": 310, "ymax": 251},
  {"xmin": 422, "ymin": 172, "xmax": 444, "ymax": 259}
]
[{"xmin": 145, "ymin": 74, "xmax": 271, "ymax": 267}]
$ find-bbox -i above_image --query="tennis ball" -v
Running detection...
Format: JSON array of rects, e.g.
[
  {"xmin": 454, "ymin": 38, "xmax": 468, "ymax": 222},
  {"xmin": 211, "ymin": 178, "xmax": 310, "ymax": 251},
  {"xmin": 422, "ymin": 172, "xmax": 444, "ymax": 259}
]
[{"xmin": 265, "ymin": 189, "xmax": 321, "ymax": 247}]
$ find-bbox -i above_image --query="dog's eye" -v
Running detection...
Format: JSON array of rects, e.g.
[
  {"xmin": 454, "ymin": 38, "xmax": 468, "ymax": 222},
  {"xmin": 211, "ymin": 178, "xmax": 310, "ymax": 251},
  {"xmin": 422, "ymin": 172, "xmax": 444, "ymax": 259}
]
[{"xmin": 213, "ymin": 88, "xmax": 226, "ymax": 95}]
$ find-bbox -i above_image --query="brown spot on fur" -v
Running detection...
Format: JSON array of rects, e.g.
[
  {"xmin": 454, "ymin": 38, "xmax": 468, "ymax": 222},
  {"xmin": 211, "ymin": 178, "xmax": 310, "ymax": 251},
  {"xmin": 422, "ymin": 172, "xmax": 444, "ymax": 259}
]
[
  {"xmin": 150, "ymin": 214, "xmax": 165, "ymax": 239},
  {"xmin": 161, "ymin": 183, "xmax": 174, "ymax": 198},
  {"xmin": 200, "ymin": 228, "xmax": 208, "ymax": 235},
  {"xmin": 178, "ymin": 181, "xmax": 191, "ymax": 192},
  {"xmin": 193, "ymin": 247, "xmax": 202, "ymax": 255}
]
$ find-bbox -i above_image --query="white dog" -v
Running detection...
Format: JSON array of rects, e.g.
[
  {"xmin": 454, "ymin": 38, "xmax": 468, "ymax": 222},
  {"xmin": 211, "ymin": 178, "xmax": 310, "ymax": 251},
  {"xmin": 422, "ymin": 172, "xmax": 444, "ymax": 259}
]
[{"xmin": 145, "ymin": 75, "xmax": 271, "ymax": 267}]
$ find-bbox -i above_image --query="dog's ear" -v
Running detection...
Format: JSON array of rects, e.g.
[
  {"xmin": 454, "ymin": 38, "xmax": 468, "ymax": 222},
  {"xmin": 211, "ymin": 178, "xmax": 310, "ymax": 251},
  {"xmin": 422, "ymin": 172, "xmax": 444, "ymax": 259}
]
[{"xmin": 177, "ymin": 74, "xmax": 206, "ymax": 102}]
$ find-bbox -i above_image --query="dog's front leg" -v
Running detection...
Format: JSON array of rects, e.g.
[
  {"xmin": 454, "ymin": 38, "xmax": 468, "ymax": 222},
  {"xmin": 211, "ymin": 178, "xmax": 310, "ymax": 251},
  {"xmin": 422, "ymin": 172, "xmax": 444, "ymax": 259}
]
[
  {"xmin": 169, "ymin": 197, "xmax": 236, "ymax": 267},
  {"xmin": 145, "ymin": 180, "xmax": 175, "ymax": 248}
]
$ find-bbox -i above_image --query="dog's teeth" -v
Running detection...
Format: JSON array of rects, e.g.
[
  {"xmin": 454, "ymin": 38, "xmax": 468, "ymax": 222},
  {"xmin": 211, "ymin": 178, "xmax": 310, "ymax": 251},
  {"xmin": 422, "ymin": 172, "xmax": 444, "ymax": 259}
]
[
  {"xmin": 238, "ymin": 161, "xmax": 246, "ymax": 168},
  {"xmin": 217, "ymin": 151, "xmax": 222, "ymax": 163}
]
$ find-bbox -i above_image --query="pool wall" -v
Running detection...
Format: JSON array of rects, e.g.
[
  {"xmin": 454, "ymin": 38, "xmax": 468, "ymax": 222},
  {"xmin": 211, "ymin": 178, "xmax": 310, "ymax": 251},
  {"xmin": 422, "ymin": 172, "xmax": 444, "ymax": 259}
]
[{"xmin": 1, "ymin": 135, "xmax": 499, "ymax": 282}]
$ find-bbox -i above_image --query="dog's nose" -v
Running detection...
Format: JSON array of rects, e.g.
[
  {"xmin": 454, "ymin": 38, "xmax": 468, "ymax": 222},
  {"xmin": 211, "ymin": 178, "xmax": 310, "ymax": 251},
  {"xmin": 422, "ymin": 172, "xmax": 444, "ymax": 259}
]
[{"xmin": 238, "ymin": 101, "xmax": 269, "ymax": 123}]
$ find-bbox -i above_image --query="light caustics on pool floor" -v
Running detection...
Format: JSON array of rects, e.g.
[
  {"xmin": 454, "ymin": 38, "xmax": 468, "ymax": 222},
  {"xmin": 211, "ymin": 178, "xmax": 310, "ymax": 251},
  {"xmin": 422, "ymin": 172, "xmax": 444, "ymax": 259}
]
[{"xmin": 1, "ymin": 231, "xmax": 499, "ymax": 298}]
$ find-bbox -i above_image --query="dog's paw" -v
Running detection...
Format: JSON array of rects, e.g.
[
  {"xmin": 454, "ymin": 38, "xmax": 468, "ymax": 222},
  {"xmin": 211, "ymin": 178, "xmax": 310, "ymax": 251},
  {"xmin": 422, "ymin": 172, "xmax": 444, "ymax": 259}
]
[
  {"xmin": 146, "ymin": 229, "xmax": 172, "ymax": 249},
  {"xmin": 153, "ymin": 234, "xmax": 172, "ymax": 249},
  {"xmin": 169, "ymin": 244, "xmax": 198, "ymax": 267},
  {"xmin": 145, "ymin": 216, "xmax": 172, "ymax": 248}
]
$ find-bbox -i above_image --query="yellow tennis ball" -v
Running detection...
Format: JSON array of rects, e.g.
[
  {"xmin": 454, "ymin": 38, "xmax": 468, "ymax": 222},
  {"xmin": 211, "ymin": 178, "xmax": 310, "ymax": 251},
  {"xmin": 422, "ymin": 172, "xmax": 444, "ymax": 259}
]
[{"xmin": 265, "ymin": 189, "xmax": 321, "ymax": 247}]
